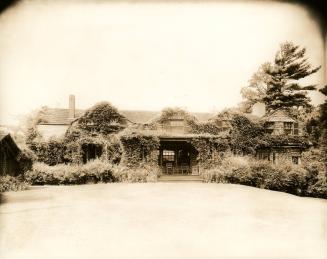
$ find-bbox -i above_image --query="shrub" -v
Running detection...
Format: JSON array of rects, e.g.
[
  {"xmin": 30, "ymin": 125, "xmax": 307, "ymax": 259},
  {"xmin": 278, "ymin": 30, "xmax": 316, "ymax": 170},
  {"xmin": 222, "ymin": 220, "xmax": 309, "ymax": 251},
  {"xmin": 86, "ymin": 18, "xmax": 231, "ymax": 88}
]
[
  {"xmin": 0, "ymin": 175, "xmax": 28, "ymax": 192},
  {"xmin": 307, "ymin": 177, "xmax": 327, "ymax": 199},
  {"xmin": 248, "ymin": 160, "xmax": 273, "ymax": 187},
  {"xmin": 16, "ymin": 147, "xmax": 36, "ymax": 175},
  {"xmin": 28, "ymin": 138, "xmax": 67, "ymax": 165},
  {"xmin": 112, "ymin": 163, "xmax": 159, "ymax": 183},
  {"xmin": 24, "ymin": 159, "xmax": 159, "ymax": 185},
  {"xmin": 202, "ymin": 155, "xmax": 327, "ymax": 199},
  {"xmin": 24, "ymin": 160, "xmax": 115, "ymax": 185}
]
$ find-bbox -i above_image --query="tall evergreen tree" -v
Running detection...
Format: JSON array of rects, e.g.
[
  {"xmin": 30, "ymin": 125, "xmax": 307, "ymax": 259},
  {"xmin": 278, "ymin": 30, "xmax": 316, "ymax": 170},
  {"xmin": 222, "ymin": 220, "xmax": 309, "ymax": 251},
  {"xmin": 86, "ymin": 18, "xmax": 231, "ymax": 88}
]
[
  {"xmin": 241, "ymin": 42, "xmax": 320, "ymax": 114},
  {"xmin": 263, "ymin": 42, "xmax": 320, "ymax": 112}
]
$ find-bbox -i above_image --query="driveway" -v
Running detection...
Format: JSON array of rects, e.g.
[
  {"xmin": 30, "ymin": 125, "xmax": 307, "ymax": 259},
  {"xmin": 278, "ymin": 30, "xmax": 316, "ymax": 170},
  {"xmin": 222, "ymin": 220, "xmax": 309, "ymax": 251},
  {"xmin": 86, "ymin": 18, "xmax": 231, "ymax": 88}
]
[{"xmin": 1, "ymin": 183, "xmax": 327, "ymax": 259}]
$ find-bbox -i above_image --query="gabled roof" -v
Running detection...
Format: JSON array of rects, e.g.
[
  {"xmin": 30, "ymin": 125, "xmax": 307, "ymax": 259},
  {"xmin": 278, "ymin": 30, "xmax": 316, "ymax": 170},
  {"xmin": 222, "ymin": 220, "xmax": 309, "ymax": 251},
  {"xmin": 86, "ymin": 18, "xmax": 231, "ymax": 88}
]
[
  {"xmin": 0, "ymin": 131, "xmax": 20, "ymax": 156},
  {"xmin": 38, "ymin": 108, "xmax": 85, "ymax": 125},
  {"xmin": 262, "ymin": 109, "xmax": 296, "ymax": 123},
  {"xmin": 37, "ymin": 108, "xmax": 214, "ymax": 125},
  {"xmin": 0, "ymin": 131, "xmax": 8, "ymax": 141}
]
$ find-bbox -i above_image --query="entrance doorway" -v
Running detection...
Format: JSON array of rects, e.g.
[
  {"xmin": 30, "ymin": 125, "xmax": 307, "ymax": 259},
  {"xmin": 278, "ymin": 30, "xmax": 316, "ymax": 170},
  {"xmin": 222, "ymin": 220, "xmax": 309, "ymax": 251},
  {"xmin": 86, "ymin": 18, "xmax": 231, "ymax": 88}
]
[{"xmin": 159, "ymin": 139, "xmax": 198, "ymax": 175}]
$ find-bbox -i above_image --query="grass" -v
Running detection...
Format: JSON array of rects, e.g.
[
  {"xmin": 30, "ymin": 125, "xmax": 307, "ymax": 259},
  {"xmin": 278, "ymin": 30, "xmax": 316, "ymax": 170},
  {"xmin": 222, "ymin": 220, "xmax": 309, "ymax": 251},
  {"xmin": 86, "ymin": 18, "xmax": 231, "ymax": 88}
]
[{"xmin": 1, "ymin": 183, "xmax": 327, "ymax": 259}]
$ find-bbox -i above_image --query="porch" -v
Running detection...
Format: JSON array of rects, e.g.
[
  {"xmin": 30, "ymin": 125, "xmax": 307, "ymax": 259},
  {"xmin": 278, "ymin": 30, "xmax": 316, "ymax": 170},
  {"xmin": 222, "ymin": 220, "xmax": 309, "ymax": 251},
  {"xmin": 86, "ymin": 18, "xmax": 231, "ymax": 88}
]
[{"xmin": 158, "ymin": 137, "xmax": 199, "ymax": 176}]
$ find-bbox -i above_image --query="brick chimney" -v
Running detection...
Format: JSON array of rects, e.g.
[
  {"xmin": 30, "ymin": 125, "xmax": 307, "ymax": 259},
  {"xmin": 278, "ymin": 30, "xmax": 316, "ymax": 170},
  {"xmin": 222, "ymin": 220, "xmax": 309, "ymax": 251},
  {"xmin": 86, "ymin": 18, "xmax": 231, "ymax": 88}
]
[{"xmin": 69, "ymin": 95, "xmax": 75, "ymax": 118}]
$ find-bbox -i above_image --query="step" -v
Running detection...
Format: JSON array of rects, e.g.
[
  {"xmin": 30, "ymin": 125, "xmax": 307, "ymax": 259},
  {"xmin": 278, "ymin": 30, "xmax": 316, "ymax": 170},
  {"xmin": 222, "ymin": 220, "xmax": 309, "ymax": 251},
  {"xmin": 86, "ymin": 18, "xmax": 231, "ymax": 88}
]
[{"xmin": 158, "ymin": 175, "xmax": 203, "ymax": 183}]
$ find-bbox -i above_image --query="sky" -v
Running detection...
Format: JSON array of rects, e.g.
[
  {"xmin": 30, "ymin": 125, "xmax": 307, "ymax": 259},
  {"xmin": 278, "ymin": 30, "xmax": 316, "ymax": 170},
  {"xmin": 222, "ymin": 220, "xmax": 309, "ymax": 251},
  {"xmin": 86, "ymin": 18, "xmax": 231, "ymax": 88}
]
[{"xmin": 0, "ymin": 0, "xmax": 325, "ymax": 126}]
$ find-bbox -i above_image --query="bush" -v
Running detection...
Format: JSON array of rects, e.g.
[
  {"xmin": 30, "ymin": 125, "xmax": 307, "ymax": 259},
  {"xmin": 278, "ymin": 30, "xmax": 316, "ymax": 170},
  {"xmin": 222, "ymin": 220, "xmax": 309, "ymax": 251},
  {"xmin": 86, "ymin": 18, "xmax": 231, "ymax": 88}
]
[
  {"xmin": 28, "ymin": 138, "xmax": 67, "ymax": 165},
  {"xmin": 17, "ymin": 147, "xmax": 36, "ymax": 174},
  {"xmin": 112, "ymin": 163, "xmax": 159, "ymax": 183},
  {"xmin": 202, "ymin": 155, "xmax": 327, "ymax": 199},
  {"xmin": 307, "ymin": 177, "xmax": 327, "ymax": 199},
  {"xmin": 0, "ymin": 175, "xmax": 28, "ymax": 192},
  {"xmin": 24, "ymin": 160, "xmax": 159, "ymax": 185},
  {"xmin": 25, "ymin": 160, "xmax": 115, "ymax": 185}
]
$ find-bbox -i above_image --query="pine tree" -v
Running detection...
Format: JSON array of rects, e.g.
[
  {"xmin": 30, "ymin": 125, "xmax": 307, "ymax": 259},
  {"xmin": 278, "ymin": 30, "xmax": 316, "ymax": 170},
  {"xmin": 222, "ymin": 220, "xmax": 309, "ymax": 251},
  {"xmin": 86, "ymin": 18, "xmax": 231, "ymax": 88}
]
[{"xmin": 263, "ymin": 42, "xmax": 320, "ymax": 113}]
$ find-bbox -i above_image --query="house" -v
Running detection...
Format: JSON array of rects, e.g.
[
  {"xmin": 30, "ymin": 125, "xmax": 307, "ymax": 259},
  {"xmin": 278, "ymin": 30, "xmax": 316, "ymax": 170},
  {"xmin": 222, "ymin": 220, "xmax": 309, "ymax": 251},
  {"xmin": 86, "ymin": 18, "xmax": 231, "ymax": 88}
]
[
  {"xmin": 36, "ymin": 95, "xmax": 308, "ymax": 173},
  {"xmin": 256, "ymin": 109, "xmax": 308, "ymax": 165},
  {"xmin": 0, "ymin": 131, "xmax": 21, "ymax": 176},
  {"xmin": 37, "ymin": 96, "xmax": 216, "ymax": 174},
  {"xmin": 37, "ymin": 95, "xmax": 214, "ymax": 139}
]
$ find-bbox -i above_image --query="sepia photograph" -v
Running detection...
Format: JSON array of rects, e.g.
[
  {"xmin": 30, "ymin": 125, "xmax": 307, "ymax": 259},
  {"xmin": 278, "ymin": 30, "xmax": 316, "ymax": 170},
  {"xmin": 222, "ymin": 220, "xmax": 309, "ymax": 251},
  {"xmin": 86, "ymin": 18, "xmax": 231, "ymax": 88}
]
[{"xmin": 0, "ymin": 0, "xmax": 326, "ymax": 258}]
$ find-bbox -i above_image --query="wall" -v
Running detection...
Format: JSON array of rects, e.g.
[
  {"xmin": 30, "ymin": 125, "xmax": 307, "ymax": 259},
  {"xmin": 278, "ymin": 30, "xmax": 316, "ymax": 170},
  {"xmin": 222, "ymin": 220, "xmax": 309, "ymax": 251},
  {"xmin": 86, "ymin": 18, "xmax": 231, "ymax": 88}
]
[{"xmin": 37, "ymin": 125, "xmax": 69, "ymax": 140}]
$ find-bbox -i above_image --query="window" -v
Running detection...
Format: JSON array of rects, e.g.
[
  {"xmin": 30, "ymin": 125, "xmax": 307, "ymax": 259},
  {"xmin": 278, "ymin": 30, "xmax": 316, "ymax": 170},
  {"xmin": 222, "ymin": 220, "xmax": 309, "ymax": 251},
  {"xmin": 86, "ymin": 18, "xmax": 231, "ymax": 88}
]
[
  {"xmin": 284, "ymin": 122, "xmax": 293, "ymax": 135},
  {"xmin": 294, "ymin": 123, "xmax": 299, "ymax": 135},
  {"xmin": 266, "ymin": 129, "xmax": 274, "ymax": 134},
  {"xmin": 292, "ymin": 156, "xmax": 299, "ymax": 165},
  {"xmin": 265, "ymin": 122, "xmax": 274, "ymax": 128},
  {"xmin": 258, "ymin": 151, "xmax": 270, "ymax": 161},
  {"xmin": 163, "ymin": 150, "xmax": 175, "ymax": 162},
  {"xmin": 170, "ymin": 120, "xmax": 184, "ymax": 126}
]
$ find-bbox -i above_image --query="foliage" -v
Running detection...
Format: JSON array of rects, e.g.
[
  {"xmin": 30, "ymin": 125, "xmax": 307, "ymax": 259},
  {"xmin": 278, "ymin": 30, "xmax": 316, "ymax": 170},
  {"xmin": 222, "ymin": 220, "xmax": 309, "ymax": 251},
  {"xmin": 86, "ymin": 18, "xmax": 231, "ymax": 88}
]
[
  {"xmin": 24, "ymin": 160, "xmax": 159, "ymax": 185},
  {"xmin": 241, "ymin": 42, "xmax": 320, "ymax": 113},
  {"xmin": 240, "ymin": 63, "xmax": 271, "ymax": 112},
  {"xmin": 202, "ymin": 155, "xmax": 327, "ymax": 198},
  {"xmin": 76, "ymin": 102, "xmax": 127, "ymax": 135},
  {"xmin": 190, "ymin": 121, "xmax": 225, "ymax": 135},
  {"xmin": 152, "ymin": 107, "xmax": 197, "ymax": 126},
  {"xmin": 260, "ymin": 134, "xmax": 311, "ymax": 148},
  {"xmin": 119, "ymin": 130, "xmax": 160, "ymax": 167},
  {"xmin": 112, "ymin": 163, "xmax": 159, "ymax": 183},
  {"xmin": 24, "ymin": 160, "xmax": 115, "ymax": 185},
  {"xmin": 28, "ymin": 138, "xmax": 67, "ymax": 165},
  {"xmin": 318, "ymin": 85, "xmax": 327, "ymax": 170},
  {"xmin": 190, "ymin": 136, "xmax": 229, "ymax": 168},
  {"xmin": 16, "ymin": 147, "xmax": 36, "ymax": 174},
  {"xmin": 0, "ymin": 175, "xmax": 28, "ymax": 192},
  {"xmin": 307, "ymin": 178, "xmax": 327, "ymax": 199},
  {"xmin": 263, "ymin": 42, "xmax": 320, "ymax": 112},
  {"xmin": 229, "ymin": 114, "xmax": 267, "ymax": 154},
  {"xmin": 305, "ymin": 116, "xmax": 321, "ymax": 146},
  {"xmin": 24, "ymin": 107, "xmax": 48, "ymax": 145}
]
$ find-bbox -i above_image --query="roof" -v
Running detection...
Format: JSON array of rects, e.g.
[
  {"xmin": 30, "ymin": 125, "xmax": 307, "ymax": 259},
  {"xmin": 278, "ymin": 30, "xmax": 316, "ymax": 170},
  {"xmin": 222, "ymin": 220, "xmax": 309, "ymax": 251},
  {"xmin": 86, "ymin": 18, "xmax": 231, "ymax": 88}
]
[
  {"xmin": 0, "ymin": 131, "xmax": 20, "ymax": 155},
  {"xmin": 0, "ymin": 131, "xmax": 8, "ymax": 141},
  {"xmin": 38, "ymin": 108, "xmax": 214, "ymax": 125},
  {"xmin": 38, "ymin": 108, "xmax": 85, "ymax": 125},
  {"xmin": 262, "ymin": 109, "xmax": 296, "ymax": 123}
]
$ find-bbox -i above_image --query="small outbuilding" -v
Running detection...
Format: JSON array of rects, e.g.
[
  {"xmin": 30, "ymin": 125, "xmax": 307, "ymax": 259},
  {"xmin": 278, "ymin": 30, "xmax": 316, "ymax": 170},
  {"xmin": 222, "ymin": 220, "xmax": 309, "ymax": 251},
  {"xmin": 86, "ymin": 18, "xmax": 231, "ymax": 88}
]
[{"xmin": 0, "ymin": 132, "xmax": 21, "ymax": 176}]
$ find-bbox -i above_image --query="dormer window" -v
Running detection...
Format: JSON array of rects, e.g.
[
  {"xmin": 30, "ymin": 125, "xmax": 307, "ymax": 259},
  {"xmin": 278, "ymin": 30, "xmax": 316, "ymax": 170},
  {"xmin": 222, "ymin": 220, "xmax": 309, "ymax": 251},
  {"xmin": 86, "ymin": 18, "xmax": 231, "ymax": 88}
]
[
  {"xmin": 284, "ymin": 122, "xmax": 293, "ymax": 135},
  {"xmin": 265, "ymin": 122, "xmax": 274, "ymax": 134}
]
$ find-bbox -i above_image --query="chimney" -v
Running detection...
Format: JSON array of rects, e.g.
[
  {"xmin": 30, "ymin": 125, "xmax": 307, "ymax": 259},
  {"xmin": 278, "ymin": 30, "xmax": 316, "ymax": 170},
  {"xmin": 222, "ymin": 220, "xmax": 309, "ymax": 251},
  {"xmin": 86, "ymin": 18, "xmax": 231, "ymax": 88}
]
[{"xmin": 69, "ymin": 95, "xmax": 75, "ymax": 118}]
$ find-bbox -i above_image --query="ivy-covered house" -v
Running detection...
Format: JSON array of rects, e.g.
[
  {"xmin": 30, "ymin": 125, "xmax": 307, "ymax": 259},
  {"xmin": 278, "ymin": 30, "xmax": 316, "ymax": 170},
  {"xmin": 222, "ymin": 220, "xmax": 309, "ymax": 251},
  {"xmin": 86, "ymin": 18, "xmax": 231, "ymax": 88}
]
[
  {"xmin": 35, "ymin": 95, "xmax": 309, "ymax": 174},
  {"xmin": 256, "ymin": 109, "xmax": 309, "ymax": 165},
  {"xmin": 36, "ymin": 96, "xmax": 218, "ymax": 174}
]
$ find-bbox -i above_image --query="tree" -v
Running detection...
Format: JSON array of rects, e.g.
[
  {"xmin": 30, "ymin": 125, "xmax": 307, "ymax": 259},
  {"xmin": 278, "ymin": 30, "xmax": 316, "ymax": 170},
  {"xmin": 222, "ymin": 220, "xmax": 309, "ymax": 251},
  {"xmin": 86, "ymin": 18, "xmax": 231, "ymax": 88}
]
[
  {"xmin": 241, "ymin": 42, "xmax": 321, "ymax": 113},
  {"xmin": 240, "ymin": 63, "xmax": 271, "ymax": 112}
]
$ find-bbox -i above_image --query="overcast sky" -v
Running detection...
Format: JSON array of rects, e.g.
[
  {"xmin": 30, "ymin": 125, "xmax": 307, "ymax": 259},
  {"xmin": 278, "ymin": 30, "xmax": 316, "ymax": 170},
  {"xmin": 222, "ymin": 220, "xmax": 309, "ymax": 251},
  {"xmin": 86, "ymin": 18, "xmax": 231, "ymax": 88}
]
[{"xmin": 0, "ymin": 0, "xmax": 325, "ymax": 125}]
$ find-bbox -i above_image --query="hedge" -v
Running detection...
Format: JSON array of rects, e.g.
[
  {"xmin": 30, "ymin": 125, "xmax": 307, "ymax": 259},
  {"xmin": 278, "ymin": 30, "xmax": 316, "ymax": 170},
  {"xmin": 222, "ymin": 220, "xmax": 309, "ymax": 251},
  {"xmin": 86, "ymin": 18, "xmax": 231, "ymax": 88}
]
[{"xmin": 202, "ymin": 156, "xmax": 327, "ymax": 198}]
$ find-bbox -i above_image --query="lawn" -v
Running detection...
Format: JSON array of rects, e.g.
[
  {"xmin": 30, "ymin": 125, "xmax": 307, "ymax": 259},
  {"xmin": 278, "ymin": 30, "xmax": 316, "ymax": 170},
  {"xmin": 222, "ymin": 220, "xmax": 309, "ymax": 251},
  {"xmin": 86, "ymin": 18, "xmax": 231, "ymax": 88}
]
[{"xmin": 1, "ymin": 183, "xmax": 327, "ymax": 259}]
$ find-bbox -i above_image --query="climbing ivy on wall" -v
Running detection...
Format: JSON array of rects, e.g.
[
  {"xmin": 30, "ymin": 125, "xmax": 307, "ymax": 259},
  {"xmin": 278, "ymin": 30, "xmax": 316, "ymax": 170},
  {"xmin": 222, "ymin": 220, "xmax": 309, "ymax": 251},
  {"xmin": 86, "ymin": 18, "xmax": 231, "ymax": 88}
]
[
  {"xmin": 76, "ymin": 102, "xmax": 127, "ymax": 135},
  {"xmin": 190, "ymin": 136, "xmax": 230, "ymax": 168},
  {"xmin": 119, "ymin": 130, "xmax": 160, "ymax": 167}
]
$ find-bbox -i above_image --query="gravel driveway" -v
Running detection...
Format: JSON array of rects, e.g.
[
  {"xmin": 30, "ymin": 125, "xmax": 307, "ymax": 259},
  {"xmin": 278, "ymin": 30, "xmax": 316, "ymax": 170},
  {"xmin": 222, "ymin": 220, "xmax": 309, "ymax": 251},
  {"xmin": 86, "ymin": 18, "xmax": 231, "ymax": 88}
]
[{"xmin": 1, "ymin": 183, "xmax": 327, "ymax": 259}]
